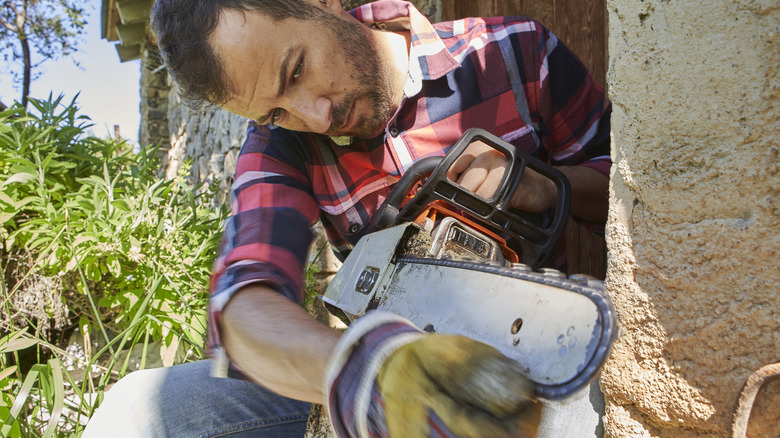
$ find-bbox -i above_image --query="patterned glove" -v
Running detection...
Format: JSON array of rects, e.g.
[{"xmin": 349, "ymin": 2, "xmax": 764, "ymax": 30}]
[{"xmin": 325, "ymin": 311, "xmax": 542, "ymax": 437}]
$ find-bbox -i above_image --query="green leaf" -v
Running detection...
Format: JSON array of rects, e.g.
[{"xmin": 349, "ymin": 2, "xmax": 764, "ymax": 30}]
[
  {"xmin": 0, "ymin": 366, "xmax": 18, "ymax": 382},
  {"xmin": 77, "ymin": 198, "xmax": 95, "ymax": 212},
  {"xmin": 0, "ymin": 212, "xmax": 16, "ymax": 224},
  {"xmin": 0, "ymin": 192, "xmax": 15, "ymax": 207},
  {"xmin": 1, "ymin": 365, "xmax": 41, "ymax": 436},
  {"xmin": 11, "ymin": 196, "xmax": 39, "ymax": 210},
  {"xmin": 72, "ymin": 234, "xmax": 97, "ymax": 247},
  {"xmin": 111, "ymin": 199, "xmax": 131, "ymax": 212},
  {"xmin": 41, "ymin": 359, "xmax": 65, "ymax": 438},
  {"xmin": 0, "ymin": 406, "xmax": 20, "ymax": 437},
  {"xmin": 1, "ymin": 172, "xmax": 36, "ymax": 188},
  {"xmin": 0, "ymin": 330, "xmax": 39, "ymax": 354},
  {"xmin": 106, "ymin": 255, "xmax": 121, "ymax": 278},
  {"xmin": 0, "ymin": 337, "xmax": 38, "ymax": 353}
]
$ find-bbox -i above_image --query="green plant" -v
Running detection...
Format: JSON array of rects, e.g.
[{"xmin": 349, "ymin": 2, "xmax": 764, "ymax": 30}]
[{"xmin": 0, "ymin": 95, "xmax": 228, "ymax": 436}]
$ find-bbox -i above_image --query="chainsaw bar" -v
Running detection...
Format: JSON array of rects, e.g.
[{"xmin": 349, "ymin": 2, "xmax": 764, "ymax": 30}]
[
  {"xmin": 381, "ymin": 256, "xmax": 614, "ymax": 400},
  {"xmin": 323, "ymin": 223, "xmax": 617, "ymax": 400}
]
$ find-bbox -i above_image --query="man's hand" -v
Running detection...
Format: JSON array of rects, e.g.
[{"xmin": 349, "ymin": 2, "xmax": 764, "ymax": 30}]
[
  {"xmin": 325, "ymin": 312, "xmax": 541, "ymax": 438},
  {"xmin": 379, "ymin": 334, "xmax": 542, "ymax": 438},
  {"xmin": 446, "ymin": 140, "xmax": 556, "ymax": 213}
]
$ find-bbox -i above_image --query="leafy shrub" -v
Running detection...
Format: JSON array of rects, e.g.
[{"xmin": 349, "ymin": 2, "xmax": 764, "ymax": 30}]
[{"xmin": 0, "ymin": 95, "xmax": 228, "ymax": 436}]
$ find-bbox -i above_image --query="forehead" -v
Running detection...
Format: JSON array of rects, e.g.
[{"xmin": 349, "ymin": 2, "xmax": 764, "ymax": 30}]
[
  {"xmin": 209, "ymin": 9, "xmax": 293, "ymax": 115},
  {"xmin": 210, "ymin": 9, "xmax": 281, "ymax": 73}
]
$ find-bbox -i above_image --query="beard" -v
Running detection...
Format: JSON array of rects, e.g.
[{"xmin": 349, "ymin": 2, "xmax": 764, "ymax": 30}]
[{"xmin": 322, "ymin": 15, "xmax": 394, "ymax": 139}]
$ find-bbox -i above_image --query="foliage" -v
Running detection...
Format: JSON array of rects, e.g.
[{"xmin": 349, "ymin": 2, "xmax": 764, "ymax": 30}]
[
  {"xmin": 0, "ymin": 95, "xmax": 228, "ymax": 436},
  {"xmin": 0, "ymin": 0, "xmax": 87, "ymax": 108}
]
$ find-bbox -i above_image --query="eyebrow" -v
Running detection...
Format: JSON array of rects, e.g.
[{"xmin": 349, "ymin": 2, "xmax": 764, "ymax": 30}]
[{"xmin": 255, "ymin": 47, "xmax": 295, "ymax": 125}]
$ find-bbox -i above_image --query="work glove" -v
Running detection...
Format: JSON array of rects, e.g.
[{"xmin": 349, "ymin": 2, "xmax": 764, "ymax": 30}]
[{"xmin": 325, "ymin": 311, "xmax": 542, "ymax": 438}]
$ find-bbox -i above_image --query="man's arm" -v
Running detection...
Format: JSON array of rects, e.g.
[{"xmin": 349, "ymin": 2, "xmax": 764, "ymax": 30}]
[
  {"xmin": 556, "ymin": 165, "xmax": 608, "ymax": 224},
  {"xmin": 221, "ymin": 284, "xmax": 341, "ymax": 404}
]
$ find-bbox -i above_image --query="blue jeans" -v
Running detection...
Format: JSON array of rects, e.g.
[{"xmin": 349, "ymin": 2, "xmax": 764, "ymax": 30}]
[
  {"xmin": 84, "ymin": 360, "xmax": 603, "ymax": 437},
  {"xmin": 82, "ymin": 360, "xmax": 311, "ymax": 437}
]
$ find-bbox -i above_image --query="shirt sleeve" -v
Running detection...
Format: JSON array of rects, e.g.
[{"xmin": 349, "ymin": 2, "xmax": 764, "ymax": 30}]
[
  {"xmin": 208, "ymin": 123, "xmax": 320, "ymax": 376},
  {"xmin": 535, "ymin": 24, "xmax": 612, "ymax": 176}
]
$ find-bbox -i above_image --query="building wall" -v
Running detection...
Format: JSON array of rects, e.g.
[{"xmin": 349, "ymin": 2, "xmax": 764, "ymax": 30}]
[
  {"xmin": 164, "ymin": 94, "xmax": 248, "ymax": 207},
  {"xmin": 139, "ymin": 47, "xmax": 170, "ymax": 153},
  {"xmin": 602, "ymin": 1, "xmax": 779, "ymax": 436}
]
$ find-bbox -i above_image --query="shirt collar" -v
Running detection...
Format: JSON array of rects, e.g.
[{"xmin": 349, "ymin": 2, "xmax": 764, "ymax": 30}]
[{"xmin": 350, "ymin": 0, "xmax": 459, "ymax": 97}]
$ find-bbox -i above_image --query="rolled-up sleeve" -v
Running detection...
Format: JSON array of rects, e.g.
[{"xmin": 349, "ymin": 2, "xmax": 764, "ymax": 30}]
[{"xmin": 208, "ymin": 123, "xmax": 320, "ymax": 375}]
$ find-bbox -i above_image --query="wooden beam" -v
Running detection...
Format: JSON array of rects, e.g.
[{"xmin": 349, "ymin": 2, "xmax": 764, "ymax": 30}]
[
  {"xmin": 115, "ymin": 43, "xmax": 142, "ymax": 62},
  {"xmin": 104, "ymin": 0, "xmax": 121, "ymax": 42},
  {"xmin": 116, "ymin": 22, "xmax": 147, "ymax": 46},
  {"xmin": 116, "ymin": 0, "xmax": 153, "ymax": 24}
]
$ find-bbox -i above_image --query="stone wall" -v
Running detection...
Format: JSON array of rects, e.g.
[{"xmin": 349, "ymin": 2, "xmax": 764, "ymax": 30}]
[
  {"xmin": 602, "ymin": 1, "xmax": 779, "ymax": 436},
  {"xmin": 139, "ymin": 47, "xmax": 170, "ymax": 155},
  {"xmin": 164, "ymin": 93, "xmax": 248, "ymax": 207}
]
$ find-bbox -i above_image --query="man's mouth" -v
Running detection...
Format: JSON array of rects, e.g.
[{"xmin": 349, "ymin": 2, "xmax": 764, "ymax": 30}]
[{"xmin": 338, "ymin": 99, "xmax": 356, "ymax": 133}]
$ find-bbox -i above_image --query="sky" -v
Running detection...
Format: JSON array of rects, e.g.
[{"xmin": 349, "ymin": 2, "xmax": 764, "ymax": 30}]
[{"xmin": 0, "ymin": 3, "xmax": 142, "ymax": 142}]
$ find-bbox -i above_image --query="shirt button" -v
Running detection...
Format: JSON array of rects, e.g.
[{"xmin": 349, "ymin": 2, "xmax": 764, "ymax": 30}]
[
  {"xmin": 388, "ymin": 126, "xmax": 399, "ymax": 137},
  {"xmin": 348, "ymin": 223, "xmax": 360, "ymax": 234}
]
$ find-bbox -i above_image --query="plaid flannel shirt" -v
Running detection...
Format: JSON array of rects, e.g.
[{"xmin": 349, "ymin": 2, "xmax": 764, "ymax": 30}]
[{"xmin": 209, "ymin": 0, "xmax": 611, "ymax": 371}]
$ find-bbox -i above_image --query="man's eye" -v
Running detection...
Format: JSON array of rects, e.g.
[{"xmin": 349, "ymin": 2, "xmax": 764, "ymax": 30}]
[{"xmin": 292, "ymin": 59, "xmax": 304, "ymax": 78}]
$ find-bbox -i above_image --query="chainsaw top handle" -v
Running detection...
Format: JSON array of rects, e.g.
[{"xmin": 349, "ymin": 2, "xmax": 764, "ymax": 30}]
[{"xmin": 369, "ymin": 128, "xmax": 571, "ymax": 270}]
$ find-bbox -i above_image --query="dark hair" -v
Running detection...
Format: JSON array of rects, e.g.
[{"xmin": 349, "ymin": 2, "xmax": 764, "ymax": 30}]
[{"xmin": 150, "ymin": 0, "xmax": 328, "ymax": 108}]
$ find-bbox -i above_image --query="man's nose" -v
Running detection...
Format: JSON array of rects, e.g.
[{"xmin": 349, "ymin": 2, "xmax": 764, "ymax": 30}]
[{"xmin": 290, "ymin": 92, "xmax": 332, "ymax": 133}]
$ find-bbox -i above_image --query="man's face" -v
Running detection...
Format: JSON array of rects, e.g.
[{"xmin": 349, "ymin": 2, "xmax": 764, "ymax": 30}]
[{"xmin": 211, "ymin": 5, "xmax": 394, "ymax": 139}]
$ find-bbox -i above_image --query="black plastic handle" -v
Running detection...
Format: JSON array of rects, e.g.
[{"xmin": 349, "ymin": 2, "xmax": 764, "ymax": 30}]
[{"xmin": 371, "ymin": 128, "xmax": 571, "ymax": 269}]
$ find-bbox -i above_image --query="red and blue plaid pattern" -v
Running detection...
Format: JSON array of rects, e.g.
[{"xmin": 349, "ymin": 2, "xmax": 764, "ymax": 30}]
[{"xmin": 208, "ymin": 0, "xmax": 611, "ymax": 365}]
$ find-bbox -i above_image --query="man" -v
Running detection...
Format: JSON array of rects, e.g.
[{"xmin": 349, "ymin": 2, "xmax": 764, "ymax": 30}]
[{"xmin": 84, "ymin": 0, "xmax": 610, "ymax": 436}]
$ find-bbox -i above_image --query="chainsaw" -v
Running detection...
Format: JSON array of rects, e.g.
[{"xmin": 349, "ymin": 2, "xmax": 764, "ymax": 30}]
[{"xmin": 322, "ymin": 128, "xmax": 616, "ymax": 400}]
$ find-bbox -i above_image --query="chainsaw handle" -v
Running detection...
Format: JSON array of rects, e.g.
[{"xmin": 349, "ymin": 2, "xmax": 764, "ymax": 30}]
[
  {"xmin": 368, "ymin": 156, "xmax": 441, "ymax": 233},
  {"xmin": 370, "ymin": 128, "xmax": 571, "ymax": 269}
]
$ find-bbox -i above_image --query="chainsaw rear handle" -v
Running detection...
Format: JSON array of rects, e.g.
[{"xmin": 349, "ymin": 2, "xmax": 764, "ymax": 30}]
[{"xmin": 370, "ymin": 128, "xmax": 571, "ymax": 269}]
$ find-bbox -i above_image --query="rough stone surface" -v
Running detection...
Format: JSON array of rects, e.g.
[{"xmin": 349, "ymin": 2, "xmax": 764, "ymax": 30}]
[
  {"xmin": 139, "ymin": 47, "xmax": 170, "ymax": 156},
  {"xmin": 304, "ymin": 404, "xmax": 337, "ymax": 438},
  {"xmin": 603, "ymin": 1, "xmax": 779, "ymax": 436},
  {"xmin": 165, "ymin": 87, "xmax": 249, "ymax": 206}
]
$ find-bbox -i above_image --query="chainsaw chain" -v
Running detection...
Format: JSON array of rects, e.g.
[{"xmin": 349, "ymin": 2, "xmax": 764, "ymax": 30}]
[{"xmin": 395, "ymin": 256, "xmax": 607, "ymax": 307}]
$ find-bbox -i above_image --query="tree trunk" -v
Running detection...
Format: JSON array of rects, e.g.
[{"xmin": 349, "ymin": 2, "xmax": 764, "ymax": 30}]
[{"xmin": 20, "ymin": 34, "xmax": 30, "ymax": 109}]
